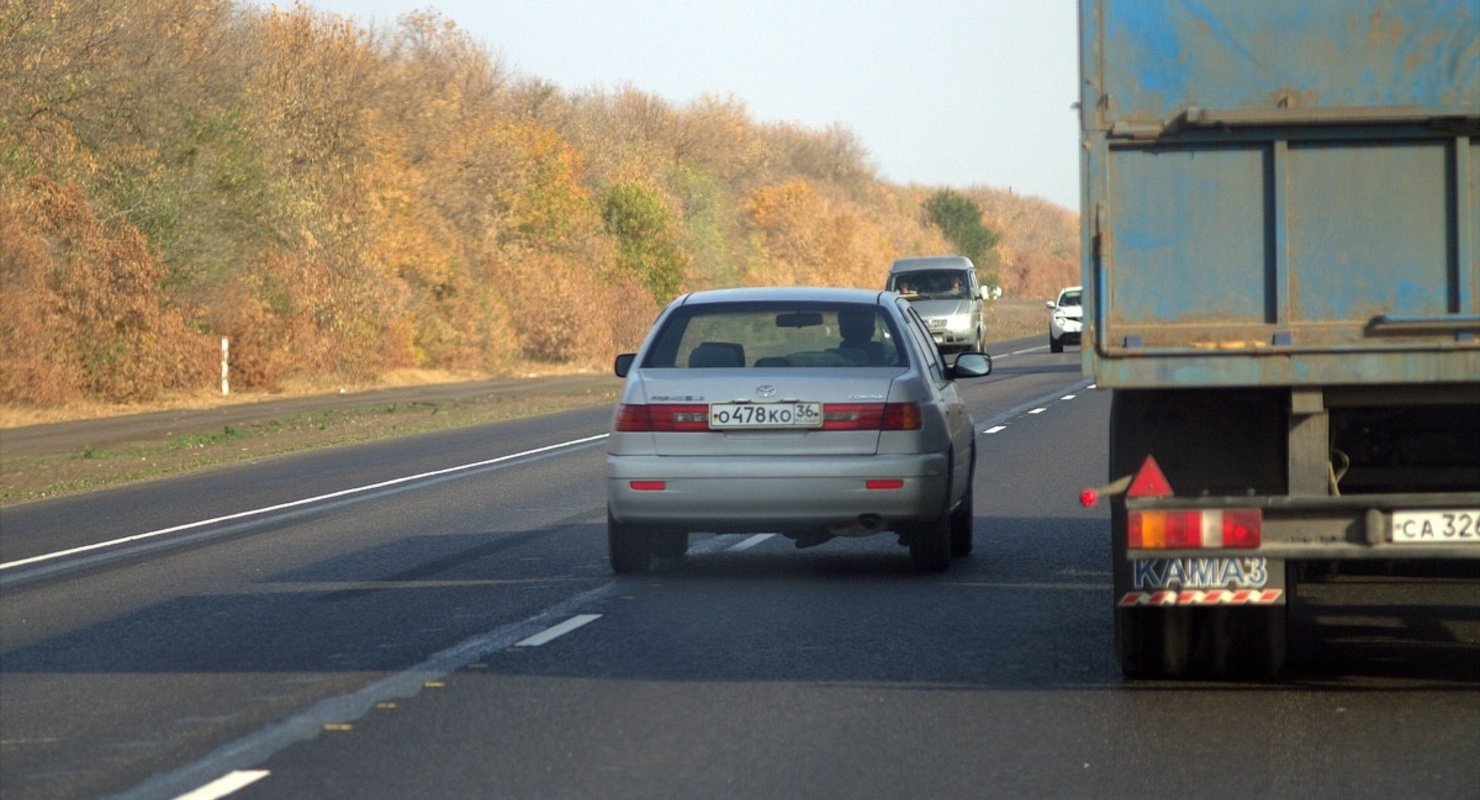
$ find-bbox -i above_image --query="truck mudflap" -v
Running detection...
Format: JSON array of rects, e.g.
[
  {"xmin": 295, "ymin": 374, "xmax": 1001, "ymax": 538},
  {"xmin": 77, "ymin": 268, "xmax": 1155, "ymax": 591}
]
[{"xmin": 1120, "ymin": 556, "xmax": 1284, "ymax": 608}]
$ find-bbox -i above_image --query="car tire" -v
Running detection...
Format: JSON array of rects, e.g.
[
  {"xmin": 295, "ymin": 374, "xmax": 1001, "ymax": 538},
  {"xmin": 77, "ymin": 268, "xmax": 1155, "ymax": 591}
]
[
  {"xmin": 907, "ymin": 515, "xmax": 952, "ymax": 572},
  {"xmin": 950, "ymin": 445, "xmax": 976, "ymax": 557},
  {"xmin": 607, "ymin": 509, "xmax": 651, "ymax": 574},
  {"xmin": 1049, "ymin": 333, "xmax": 1063, "ymax": 353},
  {"xmin": 651, "ymin": 531, "xmax": 690, "ymax": 559}
]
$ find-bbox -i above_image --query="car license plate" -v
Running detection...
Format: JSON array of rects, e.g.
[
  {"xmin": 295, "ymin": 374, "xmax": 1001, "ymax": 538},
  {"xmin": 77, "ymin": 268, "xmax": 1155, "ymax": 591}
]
[
  {"xmin": 708, "ymin": 402, "xmax": 822, "ymax": 430},
  {"xmin": 1391, "ymin": 509, "xmax": 1480, "ymax": 544}
]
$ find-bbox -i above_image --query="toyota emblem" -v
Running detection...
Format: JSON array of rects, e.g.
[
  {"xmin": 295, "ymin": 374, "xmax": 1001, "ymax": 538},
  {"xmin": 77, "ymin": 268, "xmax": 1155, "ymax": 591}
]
[{"xmin": 755, "ymin": 384, "xmax": 777, "ymax": 399}]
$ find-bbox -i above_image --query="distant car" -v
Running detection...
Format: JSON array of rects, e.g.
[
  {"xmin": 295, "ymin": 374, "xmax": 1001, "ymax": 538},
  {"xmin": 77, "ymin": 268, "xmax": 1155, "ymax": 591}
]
[
  {"xmin": 607, "ymin": 286, "xmax": 992, "ymax": 574},
  {"xmin": 1047, "ymin": 285, "xmax": 1082, "ymax": 353},
  {"xmin": 885, "ymin": 256, "xmax": 988, "ymax": 353}
]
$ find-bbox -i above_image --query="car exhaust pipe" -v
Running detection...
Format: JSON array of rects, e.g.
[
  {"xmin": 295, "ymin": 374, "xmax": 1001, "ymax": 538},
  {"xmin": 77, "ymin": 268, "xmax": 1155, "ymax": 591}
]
[{"xmin": 826, "ymin": 513, "xmax": 886, "ymax": 537}]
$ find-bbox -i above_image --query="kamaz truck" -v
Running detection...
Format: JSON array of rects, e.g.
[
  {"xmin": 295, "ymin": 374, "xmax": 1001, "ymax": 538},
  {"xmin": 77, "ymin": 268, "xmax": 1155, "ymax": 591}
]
[{"xmin": 1078, "ymin": 0, "xmax": 1479, "ymax": 678}]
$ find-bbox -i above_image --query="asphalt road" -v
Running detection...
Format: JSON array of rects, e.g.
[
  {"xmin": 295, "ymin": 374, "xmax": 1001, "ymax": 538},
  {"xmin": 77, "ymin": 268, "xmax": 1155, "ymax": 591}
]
[{"xmin": 2, "ymin": 338, "xmax": 1476, "ymax": 800}]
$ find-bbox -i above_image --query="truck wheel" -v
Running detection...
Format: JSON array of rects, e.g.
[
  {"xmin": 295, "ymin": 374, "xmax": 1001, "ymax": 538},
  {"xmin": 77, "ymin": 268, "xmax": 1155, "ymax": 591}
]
[
  {"xmin": 1116, "ymin": 607, "xmax": 1193, "ymax": 679},
  {"xmin": 907, "ymin": 516, "xmax": 952, "ymax": 572},
  {"xmin": 608, "ymin": 509, "xmax": 651, "ymax": 574}
]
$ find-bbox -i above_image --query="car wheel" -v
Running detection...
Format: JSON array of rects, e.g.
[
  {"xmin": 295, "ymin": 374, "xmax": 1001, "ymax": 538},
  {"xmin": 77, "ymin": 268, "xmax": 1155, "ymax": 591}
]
[
  {"xmin": 607, "ymin": 509, "xmax": 651, "ymax": 574},
  {"xmin": 651, "ymin": 531, "xmax": 690, "ymax": 559},
  {"xmin": 907, "ymin": 515, "xmax": 952, "ymax": 572},
  {"xmin": 1049, "ymin": 333, "xmax": 1063, "ymax": 353},
  {"xmin": 950, "ymin": 447, "xmax": 975, "ymax": 557}
]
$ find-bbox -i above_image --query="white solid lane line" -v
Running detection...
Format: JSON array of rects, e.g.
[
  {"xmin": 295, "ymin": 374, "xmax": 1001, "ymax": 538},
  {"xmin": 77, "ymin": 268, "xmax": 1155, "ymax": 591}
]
[
  {"xmin": 994, "ymin": 345, "xmax": 1049, "ymax": 357},
  {"xmin": 0, "ymin": 434, "xmax": 610, "ymax": 573},
  {"xmin": 515, "ymin": 614, "xmax": 603, "ymax": 647},
  {"xmin": 172, "ymin": 770, "xmax": 269, "ymax": 800}
]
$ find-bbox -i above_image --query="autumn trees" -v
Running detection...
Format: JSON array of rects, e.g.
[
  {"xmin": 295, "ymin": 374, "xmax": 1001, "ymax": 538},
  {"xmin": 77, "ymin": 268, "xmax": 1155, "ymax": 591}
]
[{"xmin": 1, "ymin": 0, "xmax": 1076, "ymax": 406}]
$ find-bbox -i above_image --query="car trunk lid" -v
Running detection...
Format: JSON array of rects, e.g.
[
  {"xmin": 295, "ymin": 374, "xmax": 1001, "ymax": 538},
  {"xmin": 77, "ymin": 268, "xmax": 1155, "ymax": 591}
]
[{"xmin": 631, "ymin": 369, "xmax": 900, "ymax": 456}]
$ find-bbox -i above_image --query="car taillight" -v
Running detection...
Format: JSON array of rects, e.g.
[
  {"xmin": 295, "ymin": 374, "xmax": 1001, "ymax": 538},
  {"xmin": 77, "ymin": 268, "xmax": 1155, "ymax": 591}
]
[
  {"xmin": 1128, "ymin": 508, "xmax": 1262, "ymax": 549},
  {"xmin": 821, "ymin": 403, "xmax": 921, "ymax": 431},
  {"xmin": 616, "ymin": 402, "xmax": 923, "ymax": 432},
  {"xmin": 613, "ymin": 403, "xmax": 708, "ymax": 432}
]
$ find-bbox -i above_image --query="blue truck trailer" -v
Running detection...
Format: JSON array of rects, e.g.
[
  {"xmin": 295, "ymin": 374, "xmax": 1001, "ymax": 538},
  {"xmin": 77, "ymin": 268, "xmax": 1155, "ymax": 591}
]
[{"xmin": 1078, "ymin": 0, "xmax": 1479, "ymax": 678}]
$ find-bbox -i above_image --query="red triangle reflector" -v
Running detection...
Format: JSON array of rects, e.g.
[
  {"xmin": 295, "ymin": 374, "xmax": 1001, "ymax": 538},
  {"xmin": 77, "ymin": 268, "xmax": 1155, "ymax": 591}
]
[{"xmin": 1127, "ymin": 455, "xmax": 1173, "ymax": 498}]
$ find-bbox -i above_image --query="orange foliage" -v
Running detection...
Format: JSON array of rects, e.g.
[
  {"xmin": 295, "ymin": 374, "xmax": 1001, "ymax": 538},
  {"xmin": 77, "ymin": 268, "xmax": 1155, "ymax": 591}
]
[
  {"xmin": 0, "ymin": 176, "xmax": 213, "ymax": 404},
  {"xmin": 1, "ymin": 3, "xmax": 1079, "ymax": 408},
  {"xmin": 744, "ymin": 179, "xmax": 905, "ymax": 289},
  {"xmin": 969, "ymin": 188, "xmax": 1080, "ymax": 299}
]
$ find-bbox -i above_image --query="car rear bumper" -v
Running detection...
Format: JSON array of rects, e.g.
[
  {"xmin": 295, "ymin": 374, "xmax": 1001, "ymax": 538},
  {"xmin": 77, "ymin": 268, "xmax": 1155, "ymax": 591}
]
[{"xmin": 607, "ymin": 453, "xmax": 949, "ymax": 533}]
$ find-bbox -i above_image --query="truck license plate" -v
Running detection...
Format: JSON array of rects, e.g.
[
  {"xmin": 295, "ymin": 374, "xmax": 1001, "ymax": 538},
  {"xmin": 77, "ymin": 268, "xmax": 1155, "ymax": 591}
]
[{"xmin": 1391, "ymin": 510, "xmax": 1480, "ymax": 544}]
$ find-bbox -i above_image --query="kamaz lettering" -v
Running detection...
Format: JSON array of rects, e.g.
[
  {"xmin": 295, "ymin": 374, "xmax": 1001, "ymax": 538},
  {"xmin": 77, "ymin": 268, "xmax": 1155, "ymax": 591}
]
[{"xmin": 1132, "ymin": 558, "xmax": 1269, "ymax": 590}]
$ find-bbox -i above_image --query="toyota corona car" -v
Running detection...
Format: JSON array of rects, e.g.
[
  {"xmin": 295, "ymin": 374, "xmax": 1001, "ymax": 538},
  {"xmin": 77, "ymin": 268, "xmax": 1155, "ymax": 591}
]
[
  {"xmin": 607, "ymin": 286, "xmax": 992, "ymax": 574},
  {"xmin": 1046, "ymin": 285, "xmax": 1083, "ymax": 353}
]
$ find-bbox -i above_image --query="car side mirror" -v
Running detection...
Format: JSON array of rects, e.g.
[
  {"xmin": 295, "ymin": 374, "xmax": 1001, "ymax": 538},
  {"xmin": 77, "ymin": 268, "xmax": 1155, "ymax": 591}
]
[
  {"xmin": 1045, "ymin": 300, "xmax": 1057, "ymax": 309},
  {"xmin": 614, "ymin": 353, "xmax": 636, "ymax": 378},
  {"xmin": 949, "ymin": 352, "xmax": 992, "ymax": 378}
]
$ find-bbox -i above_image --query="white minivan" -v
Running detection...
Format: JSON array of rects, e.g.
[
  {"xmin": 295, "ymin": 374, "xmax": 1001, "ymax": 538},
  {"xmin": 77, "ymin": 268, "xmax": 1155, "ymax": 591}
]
[{"xmin": 885, "ymin": 256, "xmax": 988, "ymax": 353}]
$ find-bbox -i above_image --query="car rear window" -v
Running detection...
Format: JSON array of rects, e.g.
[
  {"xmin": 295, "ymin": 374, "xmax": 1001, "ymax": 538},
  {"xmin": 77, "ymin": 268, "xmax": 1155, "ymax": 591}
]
[{"xmin": 642, "ymin": 302, "xmax": 908, "ymax": 369}]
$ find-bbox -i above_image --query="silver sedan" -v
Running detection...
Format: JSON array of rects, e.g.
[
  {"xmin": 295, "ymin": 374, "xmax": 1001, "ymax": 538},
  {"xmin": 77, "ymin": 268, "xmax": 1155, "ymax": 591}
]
[{"xmin": 607, "ymin": 286, "xmax": 991, "ymax": 573}]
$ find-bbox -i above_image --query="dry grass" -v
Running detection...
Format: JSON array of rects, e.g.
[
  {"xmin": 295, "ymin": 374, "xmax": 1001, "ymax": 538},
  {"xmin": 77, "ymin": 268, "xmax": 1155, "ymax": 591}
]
[
  {"xmin": 0, "ymin": 360, "xmax": 607, "ymax": 429},
  {"xmin": 0, "ymin": 379, "xmax": 619, "ymax": 506},
  {"xmin": 986, "ymin": 299, "xmax": 1048, "ymax": 343}
]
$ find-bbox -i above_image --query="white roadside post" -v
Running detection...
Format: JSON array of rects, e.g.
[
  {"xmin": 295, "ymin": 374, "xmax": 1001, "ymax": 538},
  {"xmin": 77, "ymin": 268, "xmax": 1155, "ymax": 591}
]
[{"xmin": 221, "ymin": 337, "xmax": 229, "ymax": 396}]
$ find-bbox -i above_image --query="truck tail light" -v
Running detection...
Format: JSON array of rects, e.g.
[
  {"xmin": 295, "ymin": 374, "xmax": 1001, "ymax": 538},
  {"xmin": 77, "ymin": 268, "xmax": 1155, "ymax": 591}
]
[
  {"xmin": 1119, "ymin": 456, "xmax": 1260, "ymax": 549},
  {"xmin": 1128, "ymin": 508, "xmax": 1262, "ymax": 549}
]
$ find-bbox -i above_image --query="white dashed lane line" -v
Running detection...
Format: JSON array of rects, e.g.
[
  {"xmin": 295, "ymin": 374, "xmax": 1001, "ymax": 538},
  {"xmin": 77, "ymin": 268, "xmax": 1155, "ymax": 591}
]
[
  {"xmin": 514, "ymin": 614, "xmax": 603, "ymax": 647},
  {"xmin": 729, "ymin": 533, "xmax": 776, "ymax": 551},
  {"xmin": 172, "ymin": 770, "xmax": 269, "ymax": 800},
  {"xmin": 976, "ymin": 378, "xmax": 1095, "ymax": 437}
]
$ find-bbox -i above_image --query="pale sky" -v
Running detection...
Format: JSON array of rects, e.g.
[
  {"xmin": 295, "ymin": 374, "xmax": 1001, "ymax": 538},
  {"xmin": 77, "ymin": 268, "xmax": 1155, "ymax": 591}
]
[{"xmin": 290, "ymin": 0, "xmax": 1082, "ymax": 211}]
